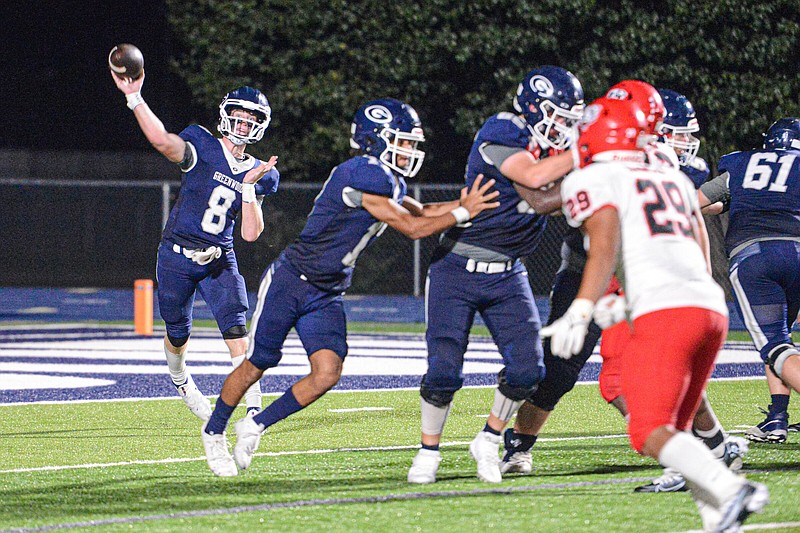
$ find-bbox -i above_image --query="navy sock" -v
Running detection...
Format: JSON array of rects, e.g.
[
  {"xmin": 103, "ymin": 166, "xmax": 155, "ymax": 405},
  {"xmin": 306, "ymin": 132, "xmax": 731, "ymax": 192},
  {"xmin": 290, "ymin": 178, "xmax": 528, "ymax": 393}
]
[
  {"xmin": 421, "ymin": 443, "xmax": 439, "ymax": 451},
  {"xmin": 511, "ymin": 431, "xmax": 538, "ymax": 452},
  {"xmin": 483, "ymin": 423, "xmax": 501, "ymax": 436},
  {"xmin": 770, "ymin": 394, "xmax": 790, "ymax": 414},
  {"xmin": 205, "ymin": 398, "xmax": 236, "ymax": 435},
  {"xmin": 253, "ymin": 387, "xmax": 303, "ymax": 429}
]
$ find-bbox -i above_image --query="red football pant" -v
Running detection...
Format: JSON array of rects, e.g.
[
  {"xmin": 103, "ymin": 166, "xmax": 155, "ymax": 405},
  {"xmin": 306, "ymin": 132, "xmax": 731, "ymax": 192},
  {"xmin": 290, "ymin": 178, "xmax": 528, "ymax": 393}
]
[
  {"xmin": 621, "ymin": 307, "xmax": 727, "ymax": 453},
  {"xmin": 598, "ymin": 320, "xmax": 630, "ymax": 403}
]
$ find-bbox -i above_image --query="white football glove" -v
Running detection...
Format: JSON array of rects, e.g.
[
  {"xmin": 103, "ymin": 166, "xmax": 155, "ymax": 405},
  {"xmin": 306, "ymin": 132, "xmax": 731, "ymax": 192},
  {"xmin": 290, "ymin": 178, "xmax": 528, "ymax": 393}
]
[
  {"xmin": 540, "ymin": 298, "xmax": 594, "ymax": 359},
  {"xmin": 593, "ymin": 293, "xmax": 627, "ymax": 329}
]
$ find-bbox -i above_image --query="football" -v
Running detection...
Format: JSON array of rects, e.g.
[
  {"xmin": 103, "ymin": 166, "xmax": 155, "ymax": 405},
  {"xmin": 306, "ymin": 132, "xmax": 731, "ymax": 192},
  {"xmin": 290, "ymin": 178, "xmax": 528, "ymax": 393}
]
[{"xmin": 108, "ymin": 43, "xmax": 144, "ymax": 81}]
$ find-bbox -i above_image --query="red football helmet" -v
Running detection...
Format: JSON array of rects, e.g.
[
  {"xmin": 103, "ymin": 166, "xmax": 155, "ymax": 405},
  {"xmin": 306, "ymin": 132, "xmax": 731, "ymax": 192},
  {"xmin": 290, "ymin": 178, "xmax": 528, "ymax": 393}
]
[
  {"xmin": 576, "ymin": 97, "xmax": 650, "ymax": 168},
  {"xmin": 604, "ymin": 80, "xmax": 665, "ymax": 134}
]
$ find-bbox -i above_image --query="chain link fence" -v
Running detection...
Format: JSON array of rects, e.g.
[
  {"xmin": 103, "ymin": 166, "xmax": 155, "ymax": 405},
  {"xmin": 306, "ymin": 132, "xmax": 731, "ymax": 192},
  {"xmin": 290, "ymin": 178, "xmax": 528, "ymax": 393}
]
[{"xmin": 1, "ymin": 179, "xmax": 729, "ymax": 300}]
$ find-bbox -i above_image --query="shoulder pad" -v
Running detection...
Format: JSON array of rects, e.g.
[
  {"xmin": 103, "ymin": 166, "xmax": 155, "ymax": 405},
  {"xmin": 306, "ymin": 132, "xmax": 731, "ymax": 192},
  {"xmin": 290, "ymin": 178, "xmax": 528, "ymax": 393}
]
[
  {"xmin": 346, "ymin": 157, "xmax": 395, "ymax": 197},
  {"xmin": 717, "ymin": 151, "xmax": 743, "ymax": 172},
  {"xmin": 255, "ymin": 167, "xmax": 280, "ymax": 196},
  {"xmin": 477, "ymin": 114, "xmax": 531, "ymax": 149},
  {"xmin": 179, "ymin": 125, "xmax": 217, "ymax": 154}
]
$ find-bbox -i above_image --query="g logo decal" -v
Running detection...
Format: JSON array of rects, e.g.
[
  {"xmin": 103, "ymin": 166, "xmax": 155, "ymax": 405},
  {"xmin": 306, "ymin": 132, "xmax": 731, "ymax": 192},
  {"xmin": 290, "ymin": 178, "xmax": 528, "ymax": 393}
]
[
  {"xmin": 365, "ymin": 105, "xmax": 393, "ymax": 124},
  {"xmin": 529, "ymin": 75, "xmax": 554, "ymax": 97}
]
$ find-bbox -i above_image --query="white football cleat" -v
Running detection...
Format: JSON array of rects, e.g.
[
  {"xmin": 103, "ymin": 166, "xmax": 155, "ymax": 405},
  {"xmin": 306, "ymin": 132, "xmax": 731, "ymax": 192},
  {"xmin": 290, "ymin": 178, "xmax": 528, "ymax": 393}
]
[
  {"xmin": 233, "ymin": 415, "xmax": 263, "ymax": 471},
  {"xmin": 634, "ymin": 468, "xmax": 687, "ymax": 493},
  {"xmin": 201, "ymin": 423, "xmax": 238, "ymax": 477},
  {"xmin": 715, "ymin": 481, "xmax": 769, "ymax": 533},
  {"xmin": 500, "ymin": 451, "xmax": 532, "ymax": 474},
  {"xmin": 407, "ymin": 449, "xmax": 442, "ymax": 484},
  {"xmin": 469, "ymin": 431, "xmax": 502, "ymax": 483},
  {"xmin": 691, "ymin": 489, "xmax": 723, "ymax": 533},
  {"xmin": 175, "ymin": 375, "xmax": 212, "ymax": 421},
  {"xmin": 721, "ymin": 436, "xmax": 749, "ymax": 472}
]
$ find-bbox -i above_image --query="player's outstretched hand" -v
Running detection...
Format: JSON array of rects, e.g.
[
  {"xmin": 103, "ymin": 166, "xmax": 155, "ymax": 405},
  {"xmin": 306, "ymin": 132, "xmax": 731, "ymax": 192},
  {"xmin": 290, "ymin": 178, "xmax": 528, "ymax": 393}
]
[
  {"xmin": 540, "ymin": 298, "xmax": 594, "ymax": 359},
  {"xmin": 110, "ymin": 68, "xmax": 145, "ymax": 95},
  {"xmin": 459, "ymin": 174, "xmax": 500, "ymax": 218},
  {"xmin": 244, "ymin": 156, "xmax": 279, "ymax": 184}
]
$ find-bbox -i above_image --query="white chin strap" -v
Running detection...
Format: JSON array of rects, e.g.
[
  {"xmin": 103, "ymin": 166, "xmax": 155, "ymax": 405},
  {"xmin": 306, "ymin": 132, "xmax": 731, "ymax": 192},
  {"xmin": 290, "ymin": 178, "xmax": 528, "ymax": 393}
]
[{"xmin": 226, "ymin": 134, "xmax": 248, "ymax": 146}]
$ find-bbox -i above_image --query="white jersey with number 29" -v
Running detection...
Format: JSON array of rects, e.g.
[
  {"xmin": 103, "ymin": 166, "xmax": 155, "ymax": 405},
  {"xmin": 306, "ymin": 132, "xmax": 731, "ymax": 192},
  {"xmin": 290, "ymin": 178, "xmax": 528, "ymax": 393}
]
[{"xmin": 560, "ymin": 152, "xmax": 728, "ymax": 320}]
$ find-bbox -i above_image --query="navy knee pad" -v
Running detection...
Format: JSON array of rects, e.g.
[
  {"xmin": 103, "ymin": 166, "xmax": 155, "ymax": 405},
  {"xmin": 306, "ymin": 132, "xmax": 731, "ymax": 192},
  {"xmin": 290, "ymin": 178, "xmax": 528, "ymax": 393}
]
[
  {"xmin": 222, "ymin": 325, "xmax": 247, "ymax": 340},
  {"xmin": 497, "ymin": 368, "xmax": 538, "ymax": 402},
  {"xmin": 420, "ymin": 377, "xmax": 456, "ymax": 408},
  {"xmin": 166, "ymin": 333, "xmax": 189, "ymax": 348},
  {"xmin": 767, "ymin": 344, "xmax": 800, "ymax": 379}
]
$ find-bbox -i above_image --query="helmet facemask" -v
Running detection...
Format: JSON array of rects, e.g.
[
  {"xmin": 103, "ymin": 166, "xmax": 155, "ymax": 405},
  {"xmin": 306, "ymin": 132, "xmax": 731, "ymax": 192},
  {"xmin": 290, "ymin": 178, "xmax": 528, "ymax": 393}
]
[
  {"xmin": 531, "ymin": 100, "xmax": 584, "ymax": 151},
  {"xmin": 659, "ymin": 120, "xmax": 700, "ymax": 164},
  {"xmin": 378, "ymin": 126, "xmax": 426, "ymax": 177},
  {"xmin": 218, "ymin": 101, "xmax": 271, "ymax": 145}
]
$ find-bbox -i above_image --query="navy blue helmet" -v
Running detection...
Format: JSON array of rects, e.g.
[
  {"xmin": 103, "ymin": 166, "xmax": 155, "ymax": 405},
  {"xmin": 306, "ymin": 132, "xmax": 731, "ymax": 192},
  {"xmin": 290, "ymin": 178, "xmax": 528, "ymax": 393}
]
[
  {"xmin": 657, "ymin": 88, "xmax": 700, "ymax": 164},
  {"xmin": 763, "ymin": 117, "xmax": 800, "ymax": 151},
  {"xmin": 218, "ymin": 86, "xmax": 271, "ymax": 145},
  {"xmin": 350, "ymin": 98, "xmax": 426, "ymax": 177},
  {"xmin": 513, "ymin": 66, "xmax": 585, "ymax": 150}
]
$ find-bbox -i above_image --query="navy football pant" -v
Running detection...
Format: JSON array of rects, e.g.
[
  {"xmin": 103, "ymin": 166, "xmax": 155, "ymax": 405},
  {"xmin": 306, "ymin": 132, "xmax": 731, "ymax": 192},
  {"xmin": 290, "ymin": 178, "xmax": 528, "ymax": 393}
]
[
  {"xmin": 729, "ymin": 240, "xmax": 800, "ymax": 362},
  {"xmin": 423, "ymin": 253, "xmax": 545, "ymax": 400},
  {"xmin": 247, "ymin": 256, "xmax": 348, "ymax": 370},
  {"xmin": 156, "ymin": 243, "xmax": 248, "ymax": 340}
]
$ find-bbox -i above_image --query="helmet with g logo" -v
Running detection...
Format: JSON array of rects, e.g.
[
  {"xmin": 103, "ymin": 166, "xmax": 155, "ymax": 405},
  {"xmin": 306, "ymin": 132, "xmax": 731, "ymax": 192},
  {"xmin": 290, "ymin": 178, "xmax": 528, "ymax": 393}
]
[
  {"xmin": 350, "ymin": 98, "xmax": 426, "ymax": 177},
  {"xmin": 513, "ymin": 66, "xmax": 585, "ymax": 151}
]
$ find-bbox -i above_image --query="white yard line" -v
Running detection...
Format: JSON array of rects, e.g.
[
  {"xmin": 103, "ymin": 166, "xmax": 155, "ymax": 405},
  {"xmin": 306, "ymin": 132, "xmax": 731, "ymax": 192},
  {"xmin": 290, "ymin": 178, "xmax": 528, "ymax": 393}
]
[{"xmin": 0, "ymin": 433, "xmax": 631, "ymax": 474}]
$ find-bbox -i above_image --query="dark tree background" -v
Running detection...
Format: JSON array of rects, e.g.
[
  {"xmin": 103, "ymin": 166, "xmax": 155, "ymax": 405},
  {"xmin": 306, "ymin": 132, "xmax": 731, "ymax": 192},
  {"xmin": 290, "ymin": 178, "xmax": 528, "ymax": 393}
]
[
  {"xmin": 166, "ymin": 0, "xmax": 800, "ymax": 183},
  {"xmin": 2, "ymin": 0, "xmax": 799, "ymax": 290}
]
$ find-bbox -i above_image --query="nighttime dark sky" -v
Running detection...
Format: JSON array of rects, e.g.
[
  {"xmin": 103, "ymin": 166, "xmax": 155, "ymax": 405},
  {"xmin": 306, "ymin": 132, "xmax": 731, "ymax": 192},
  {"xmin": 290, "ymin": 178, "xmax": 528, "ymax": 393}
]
[{"xmin": 3, "ymin": 1, "xmax": 192, "ymax": 151}]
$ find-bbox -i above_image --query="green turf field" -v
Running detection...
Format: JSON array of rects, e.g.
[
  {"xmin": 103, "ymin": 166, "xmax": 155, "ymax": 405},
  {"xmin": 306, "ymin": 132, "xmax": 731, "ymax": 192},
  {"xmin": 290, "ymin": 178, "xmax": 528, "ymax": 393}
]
[
  {"xmin": 2, "ymin": 380, "xmax": 799, "ymax": 532},
  {"xmin": 111, "ymin": 318, "xmax": 785, "ymax": 342}
]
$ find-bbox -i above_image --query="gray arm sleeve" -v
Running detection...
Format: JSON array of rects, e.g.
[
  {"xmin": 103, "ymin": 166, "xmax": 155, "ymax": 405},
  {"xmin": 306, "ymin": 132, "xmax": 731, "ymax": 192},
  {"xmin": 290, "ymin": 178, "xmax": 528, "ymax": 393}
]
[
  {"xmin": 342, "ymin": 187, "xmax": 364, "ymax": 208},
  {"xmin": 481, "ymin": 144, "xmax": 526, "ymax": 168},
  {"xmin": 699, "ymin": 171, "xmax": 730, "ymax": 204}
]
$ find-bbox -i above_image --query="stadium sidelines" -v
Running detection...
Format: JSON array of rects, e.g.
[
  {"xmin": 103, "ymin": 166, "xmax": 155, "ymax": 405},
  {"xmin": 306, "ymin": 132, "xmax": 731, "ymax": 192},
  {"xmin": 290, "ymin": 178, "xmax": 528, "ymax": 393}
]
[{"xmin": 0, "ymin": 324, "xmax": 765, "ymax": 405}]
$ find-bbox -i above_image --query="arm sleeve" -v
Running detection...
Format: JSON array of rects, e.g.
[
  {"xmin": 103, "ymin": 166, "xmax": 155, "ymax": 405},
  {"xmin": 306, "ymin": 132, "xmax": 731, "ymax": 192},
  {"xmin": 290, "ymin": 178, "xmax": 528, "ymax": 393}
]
[
  {"xmin": 699, "ymin": 171, "xmax": 730, "ymax": 204},
  {"xmin": 177, "ymin": 141, "xmax": 196, "ymax": 172},
  {"xmin": 479, "ymin": 144, "xmax": 526, "ymax": 168}
]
